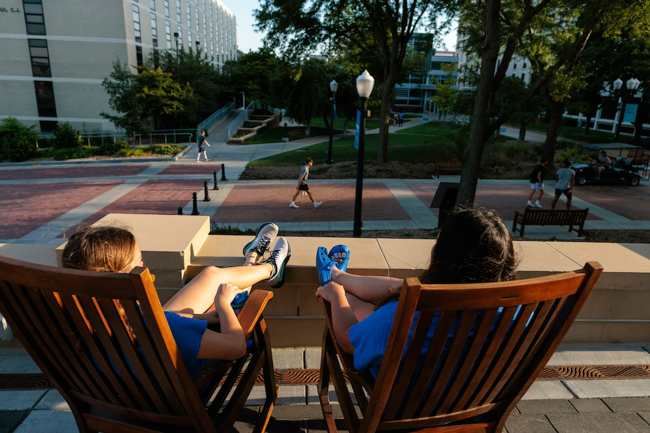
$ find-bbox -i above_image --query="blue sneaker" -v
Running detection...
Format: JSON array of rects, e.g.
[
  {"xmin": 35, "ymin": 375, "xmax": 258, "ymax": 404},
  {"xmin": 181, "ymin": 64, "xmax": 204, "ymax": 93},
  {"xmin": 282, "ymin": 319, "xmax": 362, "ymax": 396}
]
[
  {"xmin": 328, "ymin": 245, "xmax": 350, "ymax": 272},
  {"xmin": 231, "ymin": 291, "xmax": 250, "ymax": 309},
  {"xmin": 317, "ymin": 246, "xmax": 336, "ymax": 286}
]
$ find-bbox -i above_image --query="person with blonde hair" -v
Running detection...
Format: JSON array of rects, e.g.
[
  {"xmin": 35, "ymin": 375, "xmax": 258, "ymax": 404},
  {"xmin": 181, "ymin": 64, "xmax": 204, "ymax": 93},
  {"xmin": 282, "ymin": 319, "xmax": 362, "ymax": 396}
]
[{"xmin": 62, "ymin": 222, "xmax": 290, "ymax": 377}]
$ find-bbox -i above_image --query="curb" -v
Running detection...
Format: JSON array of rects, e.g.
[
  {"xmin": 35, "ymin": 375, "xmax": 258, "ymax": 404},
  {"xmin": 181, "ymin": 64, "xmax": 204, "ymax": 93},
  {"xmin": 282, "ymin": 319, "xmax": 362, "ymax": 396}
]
[{"xmin": 0, "ymin": 145, "xmax": 194, "ymax": 168}]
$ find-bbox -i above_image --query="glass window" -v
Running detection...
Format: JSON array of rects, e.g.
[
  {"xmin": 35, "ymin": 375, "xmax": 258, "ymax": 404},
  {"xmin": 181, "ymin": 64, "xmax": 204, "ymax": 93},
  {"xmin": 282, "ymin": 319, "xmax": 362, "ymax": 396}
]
[
  {"xmin": 202, "ymin": 13, "xmax": 206, "ymax": 35},
  {"xmin": 209, "ymin": 0, "xmax": 212, "ymax": 16},
  {"xmin": 209, "ymin": 18, "xmax": 213, "ymax": 39},
  {"xmin": 150, "ymin": 0, "xmax": 156, "ymax": 10},
  {"xmin": 136, "ymin": 45, "xmax": 143, "ymax": 67},
  {"xmin": 177, "ymin": 24, "xmax": 182, "ymax": 46},
  {"xmin": 186, "ymin": 1, "xmax": 191, "ymax": 27},
  {"xmin": 523, "ymin": 62, "xmax": 527, "ymax": 68},
  {"xmin": 25, "ymin": 15, "xmax": 44, "ymax": 23},
  {"xmin": 151, "ymin": 13, "xmax": 158, "ymax": 46},
  {"xmin": 165, "ymin": 19, "xmax": 171, "ymax": 49},
  {"xmin": 23, "ymin": 4, "xmax": 43, "ymax": 14},
  {"xmin": 133, "ymin": 5, "xmax": 141, "ymax": 42},
  {"xmin": 164, "ymin": 0, "xmax": 169, "ymax": 17},
  {"xmin": 195, "ymin": 7, "xmax": 199, "ymax": 31},
  {"xmin": 39, "ymin": 121, "xmax": 58, "ymax": 132},
  {"xmin": 188, "ymin": 29, "xmax": 191, "ymax": 45},
  {"xmin": 34, "ymin": 81, "xmax": 57, "ymax": 118},
  {"xmin": 513, "ymin": 63, "xmax": 517, "ymax": 69},
  {"xmin": 202, "ymin": 0, "xmax": 205, "ymax": 10},
  {"xmin": 522, "ymin": 73, "xmax": 525, "ymax": 81},
  {"xmin": 29, "ymin": 46, "xmax": 48, "ymax": 57},
  {"xmin": 176, "ymin": 0, "xmax": 181, "ymax": 22}
]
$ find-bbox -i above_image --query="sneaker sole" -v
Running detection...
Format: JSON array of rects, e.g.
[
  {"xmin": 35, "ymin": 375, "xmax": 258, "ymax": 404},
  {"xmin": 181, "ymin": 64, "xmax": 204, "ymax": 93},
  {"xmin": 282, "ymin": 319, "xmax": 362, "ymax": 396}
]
[
  {"xmin": 269, "ymin": 243, "xmax": 292, "ymax": 289},
  {"xmin": 242, "ymin": 222, "xmax": 275, "ymax": 257}
]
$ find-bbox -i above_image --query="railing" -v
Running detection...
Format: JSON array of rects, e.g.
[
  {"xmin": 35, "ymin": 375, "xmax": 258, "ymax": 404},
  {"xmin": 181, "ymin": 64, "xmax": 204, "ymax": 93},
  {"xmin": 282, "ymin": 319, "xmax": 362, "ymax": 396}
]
[
  {"xmin": 39, "ymin": 130, "xmax": 196, "ymax": 147},
  {"xmin": 225, "ymin": 100, "xmax": 256, "ymax": 140},
  {"xmin": 197, "ymin": 102, "xmax": 235, "ymax": 135}
]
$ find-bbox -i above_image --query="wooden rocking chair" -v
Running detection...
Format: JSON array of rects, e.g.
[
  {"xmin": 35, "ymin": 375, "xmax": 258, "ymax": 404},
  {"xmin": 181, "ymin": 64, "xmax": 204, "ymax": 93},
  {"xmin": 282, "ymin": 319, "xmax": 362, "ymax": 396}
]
[
  {"xmin": 317, "ymin": 262, "xmax": 603, "ymax": 433},
  {"xmin": 0, "ymin": 255, "xmax": 277, "ymax": 433}
]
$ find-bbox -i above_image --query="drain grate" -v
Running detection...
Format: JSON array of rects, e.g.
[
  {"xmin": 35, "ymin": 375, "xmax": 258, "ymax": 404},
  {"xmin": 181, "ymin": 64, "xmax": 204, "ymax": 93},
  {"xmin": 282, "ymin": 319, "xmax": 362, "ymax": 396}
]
[{"xmin": 2, "ymin": 365, "xmax": 649, "ymax": 390}]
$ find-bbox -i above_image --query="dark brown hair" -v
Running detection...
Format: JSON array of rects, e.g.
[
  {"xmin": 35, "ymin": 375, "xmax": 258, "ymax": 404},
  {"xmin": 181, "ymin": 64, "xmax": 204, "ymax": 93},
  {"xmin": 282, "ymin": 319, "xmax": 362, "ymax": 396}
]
[
  {"xmin": 62, "ymin": 226, "xmax": 137, "ymax": 273},
  {"xmin": 306, "ymin": 157, "xmax": 313, "ymax": 164},
  {"xmin": 377, "ymin": 207, "xmax": 517, "ymax": 309}
]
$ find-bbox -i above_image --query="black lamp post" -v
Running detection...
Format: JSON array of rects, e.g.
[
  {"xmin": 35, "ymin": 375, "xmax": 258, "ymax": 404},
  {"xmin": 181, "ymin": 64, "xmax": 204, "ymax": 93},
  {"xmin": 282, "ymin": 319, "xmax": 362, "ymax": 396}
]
[
  {"xmin": 352, "ymin": 70, "xmax": 375, "ymax": 238},
  {"xmin": 173, "ymin": 32, "xmax": 179, "ymax": 84},
  {"xmin": 613, "ymin": 77, "xmax": 640, "ymax": 141},
  {"xmin": 325, "ymin": 79, "xmax": 338, "ymax": 164},
  {"xmin": 195, "ymin": 39, "xmax": 201, "ymax": 54}
]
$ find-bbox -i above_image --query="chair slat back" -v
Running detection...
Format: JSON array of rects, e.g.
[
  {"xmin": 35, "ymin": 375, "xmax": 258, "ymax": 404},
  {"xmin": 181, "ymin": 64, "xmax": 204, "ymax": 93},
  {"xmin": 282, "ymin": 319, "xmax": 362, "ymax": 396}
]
[
  {"xmin": 0, "ymin": 255, "xmax": 214, "ymax": 431},
  {"xmin": 361, "ymin": 262, "xmax": 602, "ymax": 432}
]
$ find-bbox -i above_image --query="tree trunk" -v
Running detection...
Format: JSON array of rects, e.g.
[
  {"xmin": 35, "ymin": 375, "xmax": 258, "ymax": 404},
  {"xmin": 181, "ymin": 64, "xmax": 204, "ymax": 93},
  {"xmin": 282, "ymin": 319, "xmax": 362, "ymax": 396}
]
[
  {"xmin": 342, "ymin": 117, "xmax": 351, "ymax": 138},
  {"xmin": 305, "ymin": 121, "xmax": 311, "ymax": 136},
  {"xmin": 543, "ymin": 100, "xmax": 565, "ymax": 163},
  {"xmin": 323, "ymin": 113, "xmax": 330, "ymax": 131},
  {"xmin": 584, "ymin": 112, "xmax": 592, "ymax": 135},
  {"xmin": 519, "ymin": 123, "xmax": 527, "ymax": 141},
  {"xmin": 456, "ymin": 0, "xmax": 501, "ymax": 208},
  {"xmin": 377, "ymin": 81, "xmax": 395, "ymax": 163}
]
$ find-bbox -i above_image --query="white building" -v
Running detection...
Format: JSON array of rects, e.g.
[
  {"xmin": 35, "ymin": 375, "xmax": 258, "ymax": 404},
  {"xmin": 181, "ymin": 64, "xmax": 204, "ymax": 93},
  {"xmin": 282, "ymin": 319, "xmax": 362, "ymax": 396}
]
[{"xmin": 0, "ymin": 0, "xmax": 238, "ymax": 132}]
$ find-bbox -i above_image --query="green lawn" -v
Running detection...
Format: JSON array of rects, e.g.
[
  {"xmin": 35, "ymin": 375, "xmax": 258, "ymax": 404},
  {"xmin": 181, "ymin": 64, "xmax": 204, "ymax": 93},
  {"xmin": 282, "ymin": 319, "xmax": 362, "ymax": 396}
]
[
  {"xmin": 234, "ymin": 127, "xmax": 302, "ymax": 145},
  {"xmin": 521, "ymin": 122, "xmax": 627, "ymax": 144},
  {"xmin": 248, "ymin": 123, "xmax": 462, "ymax": 167},
  {"xmin": 309, "ymin": 117, "xmax": 381, "ymax": 130}
]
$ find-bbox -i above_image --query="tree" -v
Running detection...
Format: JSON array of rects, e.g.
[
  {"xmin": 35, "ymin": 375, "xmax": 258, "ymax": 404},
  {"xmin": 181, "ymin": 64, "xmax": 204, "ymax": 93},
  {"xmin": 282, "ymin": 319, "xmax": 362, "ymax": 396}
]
[
  {"xmin": 255, "ymin": 0, "xmax": 457, "ymax": 163},
  {"xmin": 53, "ymin": 122, "xmax": 82, "ymax": 149},
  {"xmin": 284, "ymin": 58, "xmax": 331, "ymax": 136},
  {"xmin": 220, "ymin": 47, "xmax": 280, "ymax": 109},
  {"xmin": 100, "ymin": 61, "xmax": 198, "ymax": 133},
  {"xmin": 429, "ymin": 62, "xmax": 459, "ymax": 124},
  {"xmin": 0, "ymin": 117, "xmax": 39, "ymax": 162},
  {"xmin": 455, "ymin": 0, "xmax": 650, "ymax": 207}
]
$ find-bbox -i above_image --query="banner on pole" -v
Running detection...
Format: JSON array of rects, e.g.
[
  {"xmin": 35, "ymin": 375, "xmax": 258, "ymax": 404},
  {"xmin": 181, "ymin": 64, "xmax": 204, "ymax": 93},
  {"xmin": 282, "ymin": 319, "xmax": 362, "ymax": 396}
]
[
  {"xmin": 623, "ymin": 104, "xmax": 638, "ymax": 123},
  {"xmin": 354, "ymin": 110, "xmax": 360, "ymax": 150}
]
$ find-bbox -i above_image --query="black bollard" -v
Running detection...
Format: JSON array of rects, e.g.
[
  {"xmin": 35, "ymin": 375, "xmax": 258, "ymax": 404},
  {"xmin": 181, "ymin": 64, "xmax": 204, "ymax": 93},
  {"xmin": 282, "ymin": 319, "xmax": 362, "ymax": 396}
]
[
  {"xmin": 203, "ymin": 180, "xmax": 211, "ymax": 202},
  {"xmin": 191, "ymin": 192, "xmax": 200, "ymax": 215},
  {"xmin": 177, "ymin": 206, "xmax": 183, "ymax": 215},
  {"xmin": 221, "ymin": 163, "xmax": 228, "ymax": 181},
  {"xmin": 213, "ymin": 171, "xmax": 219, "ymax": 190}
]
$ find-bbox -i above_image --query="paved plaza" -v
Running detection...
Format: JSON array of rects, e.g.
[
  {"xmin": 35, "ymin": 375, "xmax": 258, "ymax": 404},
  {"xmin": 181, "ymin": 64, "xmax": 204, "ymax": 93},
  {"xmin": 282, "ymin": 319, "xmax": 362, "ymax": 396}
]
[{"xmin": 1, "ymin": 116, "xmax": 649, "ymax": 432}]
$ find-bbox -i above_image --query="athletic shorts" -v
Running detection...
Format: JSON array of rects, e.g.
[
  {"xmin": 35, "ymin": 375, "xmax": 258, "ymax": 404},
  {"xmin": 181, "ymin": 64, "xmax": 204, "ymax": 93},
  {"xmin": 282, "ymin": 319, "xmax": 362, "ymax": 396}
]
[
  {"xmin": 198, "ymin": 145, "xmax": 205, "ymax": 153},
  {"xmin": 530, "ymin": 182, "xmax": 544, "ymax": 190},
  {"xmin": 555, "ymin": 188, "xmax": 572, "ymax": 197},
  {"xmin": 299, "ymin": 184, "xmax": 310, "ymax": 191}
]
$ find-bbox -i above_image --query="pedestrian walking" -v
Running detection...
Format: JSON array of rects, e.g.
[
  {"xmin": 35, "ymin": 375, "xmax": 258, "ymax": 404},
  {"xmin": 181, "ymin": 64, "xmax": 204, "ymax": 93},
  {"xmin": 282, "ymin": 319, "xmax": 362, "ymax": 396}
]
[
  {"xmin": 196, "ymin": 130, "xmax": 211, "ymax": 162},
  {"xmin": 393, "ymin": 112, "xmax": 398, "ymax": 126},
  {"xmin": 527, "ymin": 157, "xmax": 549, "ymax": 208},
  {"xmin": 551, "ymin": 160, "xmax": 575, "ymax": 210},
  {"xmin": 290, "ymin": 157, "xmax": 322, "ymax": 209},
  {"xmin": 398, "ymin": 112, "xmax": 404, "ymax": 127}
]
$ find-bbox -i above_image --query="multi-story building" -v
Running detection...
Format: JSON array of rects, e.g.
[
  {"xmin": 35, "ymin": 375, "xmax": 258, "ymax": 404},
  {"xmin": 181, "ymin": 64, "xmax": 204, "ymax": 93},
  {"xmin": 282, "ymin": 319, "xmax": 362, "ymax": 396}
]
[
  {"xmin": 0, "ymin": 0, "xmax": 238, "ymax": 132},
  {"xmin": 393, "ymin": 34, "xmax": 459, "ymax": 113}
]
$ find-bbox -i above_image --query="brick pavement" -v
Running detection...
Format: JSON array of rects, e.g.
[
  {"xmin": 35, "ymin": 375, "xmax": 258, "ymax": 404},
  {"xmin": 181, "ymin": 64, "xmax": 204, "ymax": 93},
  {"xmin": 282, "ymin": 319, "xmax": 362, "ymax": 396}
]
[
  {"xmin": 212, "ymin": 183, "xmax": 411, "ymax": 223},
  {"xmin": 0, "ymin": 165, "xmax": 151, "ymax": 180},
  {"xmin": 157, "ymin": 164, "xmax": 222, "ymax": 176},
  {"xmin": 0, "ymin": 181, "xmax": 123, "ymax": 239},
  {"xmin": 563, "ymin": 184, "xmax": 650, "ymax": 220},
  {"xmin": 63, "ymin": 179, "xmax": 208, "ymax": 236},
  {"xmin": 407, "ymin": 183, "xmax": 603, "ymax": 221}
]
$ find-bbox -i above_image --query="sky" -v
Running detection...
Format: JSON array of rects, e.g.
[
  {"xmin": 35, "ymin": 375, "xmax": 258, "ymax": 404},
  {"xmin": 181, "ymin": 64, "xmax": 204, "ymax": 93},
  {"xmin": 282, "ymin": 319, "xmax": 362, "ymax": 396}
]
[{"xmin": 226, "ymin": 0, "xmax": 458, "ymax": 54}]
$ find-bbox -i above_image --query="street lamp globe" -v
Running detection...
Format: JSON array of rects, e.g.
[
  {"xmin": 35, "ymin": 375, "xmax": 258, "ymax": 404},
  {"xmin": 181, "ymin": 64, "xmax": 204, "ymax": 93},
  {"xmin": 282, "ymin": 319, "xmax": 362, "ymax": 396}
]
[
  {"xmin": 330, "ymin": 80, "xmax": 338, "ymax": 93},
  {"xmin": 613, "ymin": 78, "xmax": 623, "ymax": 90},
  {"xmin": 627, "ymin": 77, "xmax": 640, "ymax": 91},
  {"xmin": 356, "ymin": 70, "xmax": 375, "ymax": 98}
]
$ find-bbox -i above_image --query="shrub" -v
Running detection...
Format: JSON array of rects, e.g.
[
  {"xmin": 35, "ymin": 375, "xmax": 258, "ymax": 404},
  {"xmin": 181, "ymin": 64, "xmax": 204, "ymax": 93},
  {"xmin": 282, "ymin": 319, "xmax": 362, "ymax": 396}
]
[
  {"xmin": 209, "ymin": 223, "xmax": 256, "ymax": 236},
  {"xmin": 97, "ymin": 140, "xmax": 129, "ymax": 156},
  {"xmin": 555, "ymin": 147, "xmax": 591, "ymax": 164},
  {"xmin": 148, "ymin": 144, "xmax": 174, "ymax": 155},
  {"xmin": 482, "ymin": 141, "xmax": 540, "ymax": 167},
  {"xmin": 0, "ymin": 117, "xmax": 39, "ymax": 162},
  {"xmin": 128, "ymin": 149, "xmax": 144, "ymax": 157},
  {"xmin": 53, "ymin": 122, "xmax": 82, "ymax": 149}
]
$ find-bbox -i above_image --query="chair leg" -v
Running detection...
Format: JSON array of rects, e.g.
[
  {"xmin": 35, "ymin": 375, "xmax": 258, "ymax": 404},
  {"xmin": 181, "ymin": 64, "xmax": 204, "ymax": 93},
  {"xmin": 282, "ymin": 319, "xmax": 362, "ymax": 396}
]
[
  {"xmin": 318, "ymin": 328, "xmax": 339, "ymax": 433},
  {"xmin": 253, "ymin": 319, "xmax": 277, "ymax": 433}
]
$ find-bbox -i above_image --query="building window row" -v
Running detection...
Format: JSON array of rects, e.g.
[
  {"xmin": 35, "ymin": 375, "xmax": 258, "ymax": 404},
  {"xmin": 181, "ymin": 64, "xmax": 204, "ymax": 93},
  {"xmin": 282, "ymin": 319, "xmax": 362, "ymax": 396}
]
[
  {"xmin": 151, "ymin": 13, "xmax": 158, "ymax": 46},
  {"xmin": 176, "ymin": 0, "xmax": 181, "ymax": 23},
  {"xmin": 23, "ymin": 0, "xmax": 46, "ymax": 35},
  {"xmin": 164, "ymin": 0, "xmax": 169, "ymax": 17},
  {"xmin": 28, "ymin": 39, "xmax": 51, "ymax": 77},
  {"xmin": 133, "ymin": 4, "xmax": 141, "ymax": 42}
]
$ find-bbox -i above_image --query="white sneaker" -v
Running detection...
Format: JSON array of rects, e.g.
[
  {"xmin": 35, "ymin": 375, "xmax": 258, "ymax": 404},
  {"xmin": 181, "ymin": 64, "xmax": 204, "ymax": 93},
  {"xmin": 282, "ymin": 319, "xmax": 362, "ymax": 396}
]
[
  {"xmin": 242, "ymin": 222, "xmax": 279, "ymax": 258},
  {"xmin": 534, "ymin": 203, "xmax": 543, "ymax": 208},
  {"xmin": 196, "ymin": 159, "xmax": 201, "ymax": 162},
  {"xmin": 290, "ymin": 203, "xmax": 299, "ymax": 208},
  {"xmin": 0, "ymin": 313, "xmax": 14, "ymax": 341},
  {"xmin": 314, "ymin": 202, "xmax": 322, "ymax": 208},
  {"xmin": 262, "ymin": 238, "xmax": 292, "ymax": 288},
  {"xmin": 204, "ymin": 158, "xmax": 210, "ymax": 161}
]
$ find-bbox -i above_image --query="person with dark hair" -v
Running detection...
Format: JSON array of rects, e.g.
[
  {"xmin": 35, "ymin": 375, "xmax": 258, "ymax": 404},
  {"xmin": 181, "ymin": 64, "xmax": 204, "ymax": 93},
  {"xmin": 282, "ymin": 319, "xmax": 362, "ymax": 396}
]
[
  {"xmin": 61, "ymin": 222, "xmax": 291, "ymax": 377},
  {"xmin": 591, "ymin": 151, "xmax": 611, "ymax": 179},
  {"xmin": 552, "ymin": 160, "xmax": 575, "ymax": 210},
  {"xmin": 527, "ymin": 157, "xmax": 549, "ymax": 208},
  {"xmin": 314, "ymin": 208, "xmax": 518, "ymax": 378},
  {"xmin": 290, "ymin": 157, "xmax": 322, "ymax": 209},
  {"xmin": 196, "ymin": 129, "xmax": 211, "ymax": 162}
]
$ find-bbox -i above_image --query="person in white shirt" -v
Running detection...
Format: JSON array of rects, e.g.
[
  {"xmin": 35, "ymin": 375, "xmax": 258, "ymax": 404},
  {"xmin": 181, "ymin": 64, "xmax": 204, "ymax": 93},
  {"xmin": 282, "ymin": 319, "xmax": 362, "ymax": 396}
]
[{"xmin": 551, "ymin": 160, "xmax": 576, "ymax": 210}]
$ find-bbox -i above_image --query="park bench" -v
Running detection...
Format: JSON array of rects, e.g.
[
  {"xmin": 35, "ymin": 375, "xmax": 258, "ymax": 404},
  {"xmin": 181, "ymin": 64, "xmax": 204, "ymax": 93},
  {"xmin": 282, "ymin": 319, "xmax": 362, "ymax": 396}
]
[
  {"xmin": 434, "ymin": 158, "xmax": 462, "ymax": 178},
  {"xmin": 626, "ymin": 148, "xmax": 650, "ymax": 167},
  {"xmin": 316, "ymin": 264, "xmax": 602, "ymax": 433},
  {"xmin": 512, "ymin": 207, "xmax": 589, "ymax": 237},
  {"xmin": 0, "ymin": 255, "xmax": 278, "ymax": 433}
]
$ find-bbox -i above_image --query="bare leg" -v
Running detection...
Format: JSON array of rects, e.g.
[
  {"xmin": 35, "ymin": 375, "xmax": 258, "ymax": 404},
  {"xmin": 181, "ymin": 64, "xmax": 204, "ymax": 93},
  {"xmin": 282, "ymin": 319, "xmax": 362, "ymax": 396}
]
[
  {"xmin": 565, "ymin": 193, "xmax": 572, "ymax": 209},
  {"xmin": 292, "ymin": 190, "xmax": 300, "ymax": 201},
  {"xmin": 331, "ymin": 266, "xmax": 402, "ymax": 304},
  {"xmin": 551, "ymin": 194, "xmax": 559, "ymax": 209},
  {"xmin": 307, "ymin": 190, "xmax": 315, "ymax": 203},
  {"xmin": 164, "ymin": 253, "xmax": 271, "ymax": 315},
  {"xmin": 528, "ymin": 188, "xmax": 535, "ymax": 201},
  {"xmin": 345, "ymin": 293, "xmax": 376, "ymax": 322}
]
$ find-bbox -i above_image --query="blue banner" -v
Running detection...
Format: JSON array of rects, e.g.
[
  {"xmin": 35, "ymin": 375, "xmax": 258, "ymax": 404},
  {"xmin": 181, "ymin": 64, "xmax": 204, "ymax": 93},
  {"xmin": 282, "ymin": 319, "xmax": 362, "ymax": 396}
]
[
  {"xmin": 333, "ymin": 101, "xmax": 338, "ymax": 120},
  {"xmin": 623, "ymin": 104, "xmax": 638, "ymax": 123},
  {"xmin": 354, "ymin": 110, "xmax": 360, "ymax": 150}
]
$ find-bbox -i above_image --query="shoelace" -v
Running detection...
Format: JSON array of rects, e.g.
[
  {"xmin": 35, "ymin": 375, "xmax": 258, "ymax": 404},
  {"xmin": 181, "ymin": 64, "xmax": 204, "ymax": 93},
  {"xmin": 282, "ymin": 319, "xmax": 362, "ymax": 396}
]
[
  {"xmin": 265, "ymin": 248, "xmax": 280, "ymax": 277},
  {"xmin": 254, "ymin": 238, "xmax": 271, "ymax": 255}
]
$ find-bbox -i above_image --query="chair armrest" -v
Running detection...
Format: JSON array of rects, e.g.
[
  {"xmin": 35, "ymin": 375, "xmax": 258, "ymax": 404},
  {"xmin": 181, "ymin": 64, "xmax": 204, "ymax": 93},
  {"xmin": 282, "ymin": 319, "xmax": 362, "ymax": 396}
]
[
  {"xmin": 238, "ymin": 289, "xmax": 274, "ymax": 340},
  {"xmin": 192, "ymin": 358, "xmax": 230, "ymax": 391},
  {"xmin": 317, "ymin": 296, "xmax": 356, "ymax": 372}
]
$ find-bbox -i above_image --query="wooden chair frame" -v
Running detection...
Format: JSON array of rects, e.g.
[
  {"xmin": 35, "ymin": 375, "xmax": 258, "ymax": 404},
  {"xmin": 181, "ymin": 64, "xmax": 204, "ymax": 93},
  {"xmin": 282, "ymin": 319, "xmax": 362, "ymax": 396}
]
[
  {"xmin": 317, "ymin": 262, "xmax": 603, "ymax": 433},
  {"xmin": 0, "ymin": 255, "xmax": 277, "ymax": 433}
]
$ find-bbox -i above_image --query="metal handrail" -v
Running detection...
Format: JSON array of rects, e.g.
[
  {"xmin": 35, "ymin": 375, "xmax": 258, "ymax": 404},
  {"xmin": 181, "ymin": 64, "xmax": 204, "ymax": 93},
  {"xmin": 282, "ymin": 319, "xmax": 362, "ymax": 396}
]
[
  {"xmin": 197, "ymin": 102, "xmax": 235, "ymax": 135},
  {"xmin": 225, "ymin": 101, "xmax": 256, "ymax": 140}
]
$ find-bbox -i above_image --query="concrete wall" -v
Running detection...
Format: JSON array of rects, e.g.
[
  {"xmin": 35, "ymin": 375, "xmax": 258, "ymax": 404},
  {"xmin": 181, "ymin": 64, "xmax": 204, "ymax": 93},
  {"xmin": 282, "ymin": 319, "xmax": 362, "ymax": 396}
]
[{"xmin": 2, "ymin": 214, "xmax": 649, "ymax": 350}]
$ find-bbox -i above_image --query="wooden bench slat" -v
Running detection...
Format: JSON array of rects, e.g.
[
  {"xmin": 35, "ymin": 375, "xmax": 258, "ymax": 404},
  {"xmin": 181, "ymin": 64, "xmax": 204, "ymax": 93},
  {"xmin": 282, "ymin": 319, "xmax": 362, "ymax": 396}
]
[{"xmin": 512, "ymin": 208, "xmax": 589, "ymax": 237}]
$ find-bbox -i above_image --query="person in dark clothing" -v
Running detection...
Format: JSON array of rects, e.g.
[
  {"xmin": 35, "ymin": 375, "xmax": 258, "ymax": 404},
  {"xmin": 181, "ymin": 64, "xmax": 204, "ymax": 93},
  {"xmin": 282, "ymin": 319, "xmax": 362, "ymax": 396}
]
[
  {"xmin": 196, "ymin": 130, "xmax": 211, "ymax": 162},
  {"xmin": 527, "ymin": 157, "xmax": 549, "ymax": 208}
]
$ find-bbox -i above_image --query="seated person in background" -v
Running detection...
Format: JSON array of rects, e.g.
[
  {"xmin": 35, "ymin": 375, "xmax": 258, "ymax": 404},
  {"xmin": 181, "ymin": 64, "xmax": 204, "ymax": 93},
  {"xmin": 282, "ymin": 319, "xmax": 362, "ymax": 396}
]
[
  {"xmin": 314, "ymin": 208, "xmax": 518, "ymax": 378},
  {"xmin": 61, "ymin": 223, "xmax": 290, "ymax": 377},
  {"xmin": 591, "ymin": 151, "xmax": 611, "ymax": 179}
]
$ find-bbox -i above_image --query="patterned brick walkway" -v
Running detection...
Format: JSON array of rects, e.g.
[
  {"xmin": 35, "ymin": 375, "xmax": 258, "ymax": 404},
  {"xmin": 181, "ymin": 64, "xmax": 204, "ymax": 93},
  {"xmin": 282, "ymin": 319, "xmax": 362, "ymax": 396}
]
[
  {"xmin": 63, "ymin": 179, "xmax": 208, "ymax": 236},
  {"xmin": 0, "ymin": 181, "xmax": 123, "ymax": 239},
  {"xmin": 212, "ymin": 183, "xmax": 411, "ymax": 223},
  {"xmin": 157, "ymin": 164, "xmax": 222, "ymax": 176},
  {"xmin": 0, "ymin": 165, "xmax": 151, "ymax": 180}
]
